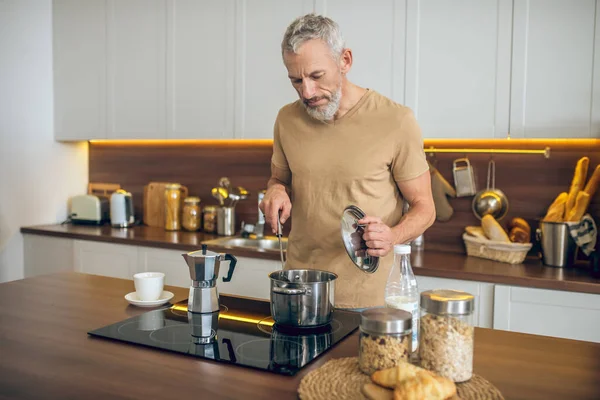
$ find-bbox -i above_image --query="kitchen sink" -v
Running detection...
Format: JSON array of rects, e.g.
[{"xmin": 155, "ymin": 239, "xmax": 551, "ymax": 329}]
[{"xmin": 202, "ymin": 236, "xmax": 288, "ymax": 252}]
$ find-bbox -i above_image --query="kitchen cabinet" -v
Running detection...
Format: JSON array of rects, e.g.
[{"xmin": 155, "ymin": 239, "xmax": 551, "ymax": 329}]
[
  {"xmin": 510, "ymin": 0, "xmax": 600, "ymax": 138},
  {"xmin": 493, "ymin": 284, "xmax": 600, "ymax": 343},
  {"xmin": 403, "ymin": 0, "xmax": 513, "ymax": 138},
  {"xmin": 73, "ymin": 240, "xmax": 139, "ymax": 280},
  {"xmin": 166, "ymin": 0, "xmax": 236, "ymax": 139},
  {"xmin": 23, "ymin": 235, "xmax": 74, "ymax": 277},
  {"xmin": 416, "ymin": 276, "xmax": 494, "ymax": 328},
  {"xmin": 53, "ymin": 0, "xmax": 107, "ymax": 140},
  {"xmin": 137, "ymin": 247, "xmax": 192, "ymax": 288},
  {"xmin": 216, "ymin": 256, "xmax": 282, "ymax": 300},
  {"xmin": 234, "ymin": 0, "xmax": 312, "ymax": 139},
  {"xmin": 106, "ymin": 0, "xmax": 167, "ymax": 139}
]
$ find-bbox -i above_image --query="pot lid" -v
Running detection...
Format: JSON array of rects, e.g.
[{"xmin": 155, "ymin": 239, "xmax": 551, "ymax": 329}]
[{"xmin": 340, "ymin": 205, "xmax": 379, "ymax": 274}]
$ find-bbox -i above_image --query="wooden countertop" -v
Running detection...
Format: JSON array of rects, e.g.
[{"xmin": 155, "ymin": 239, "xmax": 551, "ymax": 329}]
[
  {"xmin": 1, "ymin": 272, "xmax": 599, "ymax": 400},
  {"xmin": 21, "ymin": 224, "xmax": 600, "ymax": 295}
]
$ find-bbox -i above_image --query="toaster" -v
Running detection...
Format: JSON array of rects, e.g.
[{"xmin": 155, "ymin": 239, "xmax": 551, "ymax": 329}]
[{"xmin": 70, "ymin": 195, "xmax": 109, "ymax": 225}]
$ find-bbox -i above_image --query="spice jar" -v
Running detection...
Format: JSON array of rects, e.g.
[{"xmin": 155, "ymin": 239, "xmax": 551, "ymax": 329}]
[
  {"xmin": 419, "ymin": 289, "xmax": 475, "ymax": 382},
  {"xmin": 202, "ymin": 205, "xmax": 218, "ymax": 233},
  {"xmin": 358, "ymin": 308, "xmax": 412, "ymax": 375},
  {"xmin": 182, "ymin": 196, "xmax": 201, "ymax": 231},
  {"xmin": 164, "ymin": 183, "xmax": 183, "ymax": 231}
]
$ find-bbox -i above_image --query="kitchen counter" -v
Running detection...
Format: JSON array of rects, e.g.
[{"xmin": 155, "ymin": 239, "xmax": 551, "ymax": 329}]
[
  {"xmin": 22, "ymin": 224, "xmax": 600, "ymax": 295},
  {"xmin": 1, "ymin": 272, "xmax": 599, "ymax": 400}
]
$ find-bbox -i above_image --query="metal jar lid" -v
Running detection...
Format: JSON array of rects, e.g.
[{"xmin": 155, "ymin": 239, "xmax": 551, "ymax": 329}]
[
  {"xmin": 184, "ymin": 196, "xmax": 201, "ymax": 204},
  {"xmin": 360, "ymin": 308, "xmax": 412, "ymax": 335},
  {"xmin": 420, "ymin": 289, "xmax": 474, "ymax": 315},
  {"xmin": 341, "ymin": 205, "xmax": 379, "ymax": 273}
]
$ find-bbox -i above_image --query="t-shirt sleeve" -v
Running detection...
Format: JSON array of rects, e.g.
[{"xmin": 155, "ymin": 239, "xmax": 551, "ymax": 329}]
[
  {"xmin": 271, "ymin": 115, "xmax": 292, "ymax": 187},
  {"xmin": 391, "ymin": 109, "xmax": 429, "ymax": 182}
]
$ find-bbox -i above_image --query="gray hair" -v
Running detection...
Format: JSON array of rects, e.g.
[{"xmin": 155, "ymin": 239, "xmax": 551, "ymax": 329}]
[{"xmin": 281, "ymin": 13, "xmax": 345, "ymax": 59}]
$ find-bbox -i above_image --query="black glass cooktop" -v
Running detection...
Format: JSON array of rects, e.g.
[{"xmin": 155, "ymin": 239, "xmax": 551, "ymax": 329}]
[{"xmin": 88, "ymin": 295, "xmax": 361, "ymax": 376}]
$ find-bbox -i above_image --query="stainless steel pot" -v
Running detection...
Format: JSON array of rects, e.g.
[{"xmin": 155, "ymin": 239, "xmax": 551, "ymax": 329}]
[
  {"xmin": 269, "ymin": 269, "xmax": 337, "ymax": 327},
  {"xmin": 268, "ymin": 326, "xmax": 333, "ymax": 374}
]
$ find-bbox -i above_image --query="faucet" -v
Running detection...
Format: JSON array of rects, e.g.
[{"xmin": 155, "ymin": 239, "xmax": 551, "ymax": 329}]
[{"xmin": 253, "ymin": 190, "xmax": 266, "ymax": 238}]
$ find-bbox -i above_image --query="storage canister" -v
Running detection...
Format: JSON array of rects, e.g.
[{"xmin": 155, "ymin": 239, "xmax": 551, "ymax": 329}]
[
  {"xmin": 358, "ymin": 308, "xmax": 412, "ymax": 375},
  {"xmin": 182, "ymin": 196, "xmax": 201, "ymax": 232},
  {"xmin": 202, "ymin": 205, "xmax": 218, "ymax": 233},
  {"xmin": 419, "ymin": 289, "xmax": 475, "ymax": 382},
  {"xmin": 164, "ymin": 183, "xmax": 183, "ymax": 231}
]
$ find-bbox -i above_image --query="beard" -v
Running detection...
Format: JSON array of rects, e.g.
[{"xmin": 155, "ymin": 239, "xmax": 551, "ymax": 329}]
[{"xmin": 302, "ymin": 84, "xmax": 342, "ymax": 122}]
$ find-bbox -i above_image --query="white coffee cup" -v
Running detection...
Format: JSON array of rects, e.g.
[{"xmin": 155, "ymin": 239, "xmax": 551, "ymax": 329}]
[{"xmin": 133, "ymin": 272, "xmax": 165, "ymax": 301}]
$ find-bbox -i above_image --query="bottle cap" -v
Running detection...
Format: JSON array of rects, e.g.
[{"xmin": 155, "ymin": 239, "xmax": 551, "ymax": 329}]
[{"xmin": 394, "ymin": 244, "xmax": 411, "ymax": 254}]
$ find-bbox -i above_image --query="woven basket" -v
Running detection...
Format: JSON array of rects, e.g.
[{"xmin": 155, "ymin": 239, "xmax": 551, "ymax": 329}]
[{"xmin": 463, "ymin": 233, "xmax": 532, "ymax": 264}]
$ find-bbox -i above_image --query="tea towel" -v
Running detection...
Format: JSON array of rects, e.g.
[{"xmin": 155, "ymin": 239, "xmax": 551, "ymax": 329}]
[{"xmin": 567, "ymin": 214, "xmax": 597, "ymax": 256}]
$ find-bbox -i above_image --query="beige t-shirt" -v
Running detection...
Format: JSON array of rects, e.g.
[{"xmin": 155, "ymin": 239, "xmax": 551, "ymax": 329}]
[{"xmin": 271, "ymin": 89, "xmax": 428, "ymax": 308}]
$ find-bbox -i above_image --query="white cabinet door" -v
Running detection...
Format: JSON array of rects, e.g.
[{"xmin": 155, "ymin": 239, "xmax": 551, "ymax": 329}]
[
  {"xmin": 235, "ymin": 0, "xmax": 313, "ymax": 139},
  {"xmin": 323, "ymin": 0, "xmax": 403, "ymax": 102},
  {"xmin": 166, "ymin": 0, "xmax": 235, "ymax": 139},
  {"xmin": 216, "ymin": 256, "xmax": 282, "ymax": 300},
  {"xmin": 23, "ymin": 235, "xmax": 74, "ymax": 277},
  {"xmin": 138, "ymin": 247, "xmax": 191, "ymax": 288},
  {"xmin": 493, "ymin": 285, "xmax": 600, "ymax": 343},
  {"xmin": 415, "ymin": 276, "xmax": 494, "ymax": 328},
  {"xmin": 73, "ymin": 240, "xmax": 139, "ymax": 279},
  {"xmin": 107, "ymin": 0, "xmax": 167, "ymax": 139},
  {"xmin": 405, "ymin": 0, "xmax": 513, "ymax": 138},
  {"xmin": 53, "ymin": 0, "xmax": 107, "ymax": 141},
  {"xmin": 510, "ymin": 0, "xmax": 600, "ymax": 138}
]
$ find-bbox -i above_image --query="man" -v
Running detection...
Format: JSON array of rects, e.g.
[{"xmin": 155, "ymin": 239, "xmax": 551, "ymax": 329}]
[{"xmin": 259, "ymin": 14, "xmax": 435, "ymax": 310}]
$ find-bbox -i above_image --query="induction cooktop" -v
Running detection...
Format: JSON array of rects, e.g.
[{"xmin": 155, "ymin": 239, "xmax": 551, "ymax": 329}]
[{"xmin": 88, "ymin": 295, "xmax": 361, "ymax": 376}]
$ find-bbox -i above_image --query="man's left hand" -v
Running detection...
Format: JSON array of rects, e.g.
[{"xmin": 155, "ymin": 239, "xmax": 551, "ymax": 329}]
[{"xmin": 357, "ymin": 216, "xmax": 397, "ymax": 257}]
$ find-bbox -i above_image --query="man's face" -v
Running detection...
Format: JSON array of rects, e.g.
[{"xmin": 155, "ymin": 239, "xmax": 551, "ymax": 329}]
[{"xmin": 283, "ymin": 39, "xmax": 343, "ymax": 121}]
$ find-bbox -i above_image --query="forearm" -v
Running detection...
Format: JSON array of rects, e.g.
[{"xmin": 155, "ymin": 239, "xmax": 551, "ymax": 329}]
[{"xmin": 391, "ymin": 200, "xmax": 435, "ymax": 245}]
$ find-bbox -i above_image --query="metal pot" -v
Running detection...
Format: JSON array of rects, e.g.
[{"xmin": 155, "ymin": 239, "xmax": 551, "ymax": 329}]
[{"xmin": 269, "ymin": 269, "xmax": 337, "ymax": 327}]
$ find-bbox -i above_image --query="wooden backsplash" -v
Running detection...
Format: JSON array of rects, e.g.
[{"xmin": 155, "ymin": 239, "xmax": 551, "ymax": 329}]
[{"xmin": 89, "ymin": 141, "xmax": 600, "ymax": 255}]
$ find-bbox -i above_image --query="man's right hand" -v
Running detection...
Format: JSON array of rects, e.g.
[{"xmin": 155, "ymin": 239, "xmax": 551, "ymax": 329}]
[{"xmin": 259, "ymin": 184, "xmax": 292, "ymax": 234}]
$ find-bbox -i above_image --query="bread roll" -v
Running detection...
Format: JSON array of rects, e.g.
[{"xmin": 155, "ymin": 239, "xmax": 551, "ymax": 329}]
[
  {"xmin": 509, "ymin": 226, "xmax": 530, "ymax": 243},
  {"xmin": 481, "ymin": 215, "xmax": 510, "ymax": 242},
  {"xmin": 508, "ymin": 217, "xmax": 531, "ymax": 236},
  {"xmin": 371, "ymin": 362, "xmax": 426, "ymax": 389},
  {"xmin": 565, "ymin": 191, "xmax": 591, "ymax": 222},
  {"xmin": 566, "ymin": 157, "xmax": 589, "ymax": 217},
  {"xmin": 465, "ymin": 226, "xmax": 487, "ymax": 240},
  {"xmin": 584, "ymin": 164, "xmax": 600, "ymax": 199},
  {"xmin": 543, "ymin": 192, "xmax": 568, "ymax": 222},
  {"xmin": 362, "ymin": 383, "xmax": 394, "ymax": 400},
  {"xmin": 392, "ymin": 372, "xmax": 456, "ymax": 400}
]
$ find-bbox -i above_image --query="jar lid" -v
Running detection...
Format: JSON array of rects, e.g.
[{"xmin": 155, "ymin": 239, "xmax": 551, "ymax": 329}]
[
  {"xmin": 420, "ymin": 289, "xmax": 474, "ymax": 315},
  {"xmin": 203, "ymin": 205, "xmax": 218, "ymax": 212},
  {"xmin": 340, "ymin": 205, "xmax": 379, "ymax": 274},
  {"xmin": 165, "ymin": 183, "xmax": 182, "ymax": 190},
  {"xmin": 184, "ymin": 196, "xmax": 201, "ymax": 204},
  {"xmin": 360, "ymin": 308, "xmax": 412, "ymax": 334}
]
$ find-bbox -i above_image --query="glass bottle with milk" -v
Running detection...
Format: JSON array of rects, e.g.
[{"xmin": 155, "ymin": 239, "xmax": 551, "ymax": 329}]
[{"xmin": 385, "ymin": 244, "xmax": 419, "ymax": 353}]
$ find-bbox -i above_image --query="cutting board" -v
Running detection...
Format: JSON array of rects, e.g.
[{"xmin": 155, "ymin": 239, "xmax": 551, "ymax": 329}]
[{"xmin": 143, "ymin": 182, "xmax": 188, "ymax": 228}]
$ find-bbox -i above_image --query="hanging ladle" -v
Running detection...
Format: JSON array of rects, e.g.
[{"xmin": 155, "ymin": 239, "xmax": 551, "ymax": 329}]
[{"xmin": 472, "ymin": 159, "xmax": 509, "ymax": 220}]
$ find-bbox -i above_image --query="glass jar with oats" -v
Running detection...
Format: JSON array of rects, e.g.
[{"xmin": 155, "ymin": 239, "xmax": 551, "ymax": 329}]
[
  {"xmin": 164, "ymin": 183, "xmax": 183, "ymax": 231},
  {"xmin": 358, "ymin": 308, "xmax": 412, "ymax": 375},
  {"xmin": 419, "ymin": 289, "xmax": 475, "ymax": 382}
]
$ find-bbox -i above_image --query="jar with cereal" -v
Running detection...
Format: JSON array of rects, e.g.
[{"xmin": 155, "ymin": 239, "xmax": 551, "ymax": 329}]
[
  {"xmin": 182, "ymin": 196, "xmax": 201, "ymax": 232},
  {"xmin": 358, "ymin": 308, "xmax": 412, "ymax": 375},
  {"xmin": 418, "ymin": 289, "xmax": 474, "ymax": 382}
]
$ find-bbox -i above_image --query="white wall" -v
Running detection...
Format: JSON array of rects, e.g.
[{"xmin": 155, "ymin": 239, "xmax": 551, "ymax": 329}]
[{"xmin": 0, "ymin": 0, "xmax": 88, "ymax": 283}]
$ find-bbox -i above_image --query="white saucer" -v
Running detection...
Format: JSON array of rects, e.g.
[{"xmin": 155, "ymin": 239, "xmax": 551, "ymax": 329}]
[{"xmin": 124, "ymin": 291, "xmax": 175, "ymax": 308}]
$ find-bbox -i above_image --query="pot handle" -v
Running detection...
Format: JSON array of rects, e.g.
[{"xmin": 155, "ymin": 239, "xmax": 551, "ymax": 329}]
[{"xmin": 272, "ymin": 286, "xmax": 308, "ymax": 295}]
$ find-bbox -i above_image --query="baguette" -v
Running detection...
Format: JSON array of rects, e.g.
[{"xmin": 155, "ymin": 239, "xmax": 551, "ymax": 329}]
[
  {"xmin": 565, "ymin": 191, "xmax": 591, "ymax": 222},
  {"xmin": 566, "ymin": 157, "xmax": 589, "ymax": 217},
  {"xmin": 481, "ymin": 215, "xmax": 510, "ymax": 242},
  {"xmin": 465, "ymin": 226, "xmax": 487, "ymax": 240},
  {"xmin": 392, "ymin": 372, "xmax": 456, "ymax": 400},
  {"xmin": 584, "ymin": 164, "xmax": 600, "ymax": 199},
  {"xmin": 543, "ymin": 192, "xmax": 568, "ymax": 222}
]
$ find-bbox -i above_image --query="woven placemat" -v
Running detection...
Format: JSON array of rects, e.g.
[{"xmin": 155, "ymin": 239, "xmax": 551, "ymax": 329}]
[{"xmin": 297, "ymin": 357, "xmax": 504, "ymax": 400}]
